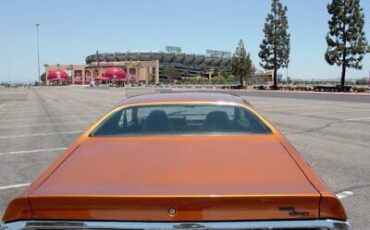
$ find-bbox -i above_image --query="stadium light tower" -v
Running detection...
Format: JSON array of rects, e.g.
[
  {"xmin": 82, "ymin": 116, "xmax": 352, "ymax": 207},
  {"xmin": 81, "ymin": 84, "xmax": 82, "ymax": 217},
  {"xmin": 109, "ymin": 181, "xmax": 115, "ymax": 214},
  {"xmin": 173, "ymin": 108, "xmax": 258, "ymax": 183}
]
[{"xmin": 36, "ymin": 24, "xmax": 41, "ymax": 82}]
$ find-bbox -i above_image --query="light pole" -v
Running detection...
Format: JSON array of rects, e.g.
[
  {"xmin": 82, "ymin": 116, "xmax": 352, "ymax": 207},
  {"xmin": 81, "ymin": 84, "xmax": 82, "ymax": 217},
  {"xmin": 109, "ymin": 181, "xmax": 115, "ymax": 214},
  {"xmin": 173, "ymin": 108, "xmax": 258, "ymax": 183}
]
[{"xmin": 36, "ymin": 24, "xmax": 41, "ymax": 83}]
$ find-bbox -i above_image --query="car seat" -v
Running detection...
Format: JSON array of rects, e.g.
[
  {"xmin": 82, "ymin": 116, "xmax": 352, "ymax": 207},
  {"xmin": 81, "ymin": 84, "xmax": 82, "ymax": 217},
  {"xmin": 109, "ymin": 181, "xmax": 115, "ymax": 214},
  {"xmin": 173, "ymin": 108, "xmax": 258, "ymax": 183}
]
[
  {"xmin": 203, "ymin": 111, "xmax": 231, "ymax": 131},
  {"xmin": 143, "ymin": 110, "xmax": 170, "ymax": 132}
]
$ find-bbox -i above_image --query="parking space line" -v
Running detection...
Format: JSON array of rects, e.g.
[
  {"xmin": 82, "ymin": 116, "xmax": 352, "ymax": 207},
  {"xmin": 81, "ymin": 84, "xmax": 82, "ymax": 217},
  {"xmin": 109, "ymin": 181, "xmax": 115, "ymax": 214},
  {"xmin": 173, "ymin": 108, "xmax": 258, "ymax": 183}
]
[
  {"xmin": 1, "ymin": 108, "xmax": 97, "ymax": 116},
  {"xmin": 344, "ymin": 116, "xmax": 370, "ymax": 121},
  {"xmin": 336, "ymin": 191, "xmax": 354, "ymax": 199},
  {"xmin": 0, "ymin": 147, "xmax": 67, "ymax": 156},
  {"xmin": 0, "ymin": 121, "xmax": 92, "ymax": 129},
  {"xmin": 0, "ymin": 107, "xmax": 80, "ymax": 113},
  {"xmin": 261, "ymin": 105, "xmax": 327, "ymax": 112},
  {"xmin": 0, "ymin": 130, "xmax": 83, "ymax": 139},
  {"xmin": 0, "ymin": 183, "xmax": 30, "ymax": 191},
  {"xmin": 297, "ymin": 108, "xmax": 370, "ymax": 116},
  {"xmin": 0, "ymin": 115, "xmax": 98, "ymax": 122}
]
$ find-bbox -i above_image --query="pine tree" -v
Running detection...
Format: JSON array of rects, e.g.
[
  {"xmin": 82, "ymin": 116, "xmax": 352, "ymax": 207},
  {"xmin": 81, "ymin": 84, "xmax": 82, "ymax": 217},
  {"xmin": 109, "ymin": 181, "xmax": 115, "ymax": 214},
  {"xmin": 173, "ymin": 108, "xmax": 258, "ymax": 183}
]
[
  {"xmin": 259, "ymin": 0, "xmax": 290, "ymax": 89},
  {"xmin": 232, "ymin": 39, "xmax": 253, "ymax": 88},
  {"xmin": 325, "ymin": 0, "xmax": 369, "ymax": 90}
]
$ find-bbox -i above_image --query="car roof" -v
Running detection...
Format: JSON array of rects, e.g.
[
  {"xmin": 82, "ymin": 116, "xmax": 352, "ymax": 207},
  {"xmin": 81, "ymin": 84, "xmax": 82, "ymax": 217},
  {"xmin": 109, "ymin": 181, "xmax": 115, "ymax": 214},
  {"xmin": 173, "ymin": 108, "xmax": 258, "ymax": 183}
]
[{"xmin": 116, "ymin": 92, "xmax": 250, "ymax": 107}]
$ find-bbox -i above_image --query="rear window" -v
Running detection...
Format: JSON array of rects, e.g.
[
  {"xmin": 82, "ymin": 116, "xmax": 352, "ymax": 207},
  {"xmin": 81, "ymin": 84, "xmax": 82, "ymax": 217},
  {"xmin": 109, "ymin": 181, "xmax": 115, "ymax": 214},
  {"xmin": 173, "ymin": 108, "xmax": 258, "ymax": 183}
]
[{"xmin": 91, "ymin": 104, "xmax": 271, "ymax": 136}]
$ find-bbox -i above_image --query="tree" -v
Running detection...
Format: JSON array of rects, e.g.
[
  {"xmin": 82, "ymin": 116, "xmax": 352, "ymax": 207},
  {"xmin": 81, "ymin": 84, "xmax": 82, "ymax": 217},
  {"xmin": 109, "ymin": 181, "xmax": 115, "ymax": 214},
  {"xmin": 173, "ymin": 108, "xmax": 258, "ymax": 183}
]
[
  {"xmin": 325, "ymin": 0, "xmax": 369, "ymax": 90},
  {"xmin": 232, "ymin": 39, "xmax": 253, "ymax": 88},
  {"xmin": 162, "ymin": 66, "xmax": 180, "ymax": 83},
  {"xmin": 355, "ymin": 77, "xmax": 367, "ymax": 85},
  {"xmin": 40, "ymin": 72, "xmax": 46, "ymax": 84},
  {"xmin": 286, "ymin": 76, "xmax": 292, "ymax": 84},
  {"xmin": 259, "ymin": 0, "xmax": 290, "ymax": 89}
]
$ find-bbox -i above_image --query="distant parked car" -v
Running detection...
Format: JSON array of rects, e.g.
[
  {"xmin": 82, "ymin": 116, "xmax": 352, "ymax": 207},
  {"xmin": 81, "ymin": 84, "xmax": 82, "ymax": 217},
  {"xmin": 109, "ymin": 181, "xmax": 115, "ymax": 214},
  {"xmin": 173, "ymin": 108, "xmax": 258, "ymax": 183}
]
[
  {"xmin": 254, "ymin": 85, "xmax": 268, "ymax": 90},
  {"xmin": 1, "ymin": 93, "xmax": 351, "ymax": 230}
]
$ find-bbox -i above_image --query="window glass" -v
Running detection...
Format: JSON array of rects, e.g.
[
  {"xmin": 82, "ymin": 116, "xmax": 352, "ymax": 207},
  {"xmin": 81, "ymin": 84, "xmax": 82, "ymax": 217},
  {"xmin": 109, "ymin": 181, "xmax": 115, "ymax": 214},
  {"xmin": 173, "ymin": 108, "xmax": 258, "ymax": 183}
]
[{"xmin": 91, "ymin": 104, "xmax": 271, "ymax": 136}]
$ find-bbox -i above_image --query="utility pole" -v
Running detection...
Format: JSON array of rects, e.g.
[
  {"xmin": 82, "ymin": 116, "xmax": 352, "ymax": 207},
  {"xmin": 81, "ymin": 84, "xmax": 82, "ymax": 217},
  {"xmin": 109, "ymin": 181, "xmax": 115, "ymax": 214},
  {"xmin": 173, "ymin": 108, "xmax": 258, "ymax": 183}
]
[{"xmin": 36, "ymin": 24, "xmax": 41, "ymax": 83}]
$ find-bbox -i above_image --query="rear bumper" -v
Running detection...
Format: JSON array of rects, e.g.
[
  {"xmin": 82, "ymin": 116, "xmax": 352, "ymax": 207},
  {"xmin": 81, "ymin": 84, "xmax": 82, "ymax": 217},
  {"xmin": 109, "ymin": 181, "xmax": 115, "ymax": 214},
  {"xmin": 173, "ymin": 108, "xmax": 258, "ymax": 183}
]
[{"xmin": 1, "ymin": 219, "xmax": 351, "ymax": 229}]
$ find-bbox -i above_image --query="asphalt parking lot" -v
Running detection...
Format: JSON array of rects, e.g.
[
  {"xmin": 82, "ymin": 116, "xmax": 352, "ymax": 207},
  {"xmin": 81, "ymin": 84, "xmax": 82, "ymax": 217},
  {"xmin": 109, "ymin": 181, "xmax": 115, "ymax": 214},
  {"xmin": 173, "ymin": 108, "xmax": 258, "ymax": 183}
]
[{"xmin": 0, "ymin": 87, "xmax": 369, "ymax": 228}]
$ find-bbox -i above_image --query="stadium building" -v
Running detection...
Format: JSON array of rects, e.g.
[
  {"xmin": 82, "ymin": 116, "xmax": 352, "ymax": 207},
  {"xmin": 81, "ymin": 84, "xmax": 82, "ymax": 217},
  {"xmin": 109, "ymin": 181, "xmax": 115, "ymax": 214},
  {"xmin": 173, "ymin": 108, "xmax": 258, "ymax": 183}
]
[{"xmin": 44, "ymin": 47, "xmax": 233, "ymax": 85}]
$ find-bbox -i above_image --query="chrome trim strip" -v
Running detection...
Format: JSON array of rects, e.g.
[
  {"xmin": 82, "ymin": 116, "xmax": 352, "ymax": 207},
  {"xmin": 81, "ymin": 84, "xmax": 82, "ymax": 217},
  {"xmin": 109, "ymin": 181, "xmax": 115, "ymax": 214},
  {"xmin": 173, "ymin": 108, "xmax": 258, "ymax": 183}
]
[{"xmin": 1, "ymin": 219, "xmax": 351, "ymax": 229}]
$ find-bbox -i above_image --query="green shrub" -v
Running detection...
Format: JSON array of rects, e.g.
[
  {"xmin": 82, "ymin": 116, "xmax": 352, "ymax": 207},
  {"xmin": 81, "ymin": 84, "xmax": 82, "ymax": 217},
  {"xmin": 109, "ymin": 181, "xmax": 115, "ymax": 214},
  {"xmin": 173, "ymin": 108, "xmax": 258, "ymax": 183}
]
[
  {"xmin": 188, "ymin": 77, "xmax": 198, "ymax": 84},
  {"xmin": 199, "ymin": 78, "xmax": 209, "ymax": 84},
  {"xmin": 226, "ymin": 75, "xmax": 236, "ymax": 83},
  {"xmin": 211, "ymin": 76, "xmax": 226, "ymax": 84},
  {"xmin": 356, "ymin": 87, "xmax": 367, "ymax": 92}
]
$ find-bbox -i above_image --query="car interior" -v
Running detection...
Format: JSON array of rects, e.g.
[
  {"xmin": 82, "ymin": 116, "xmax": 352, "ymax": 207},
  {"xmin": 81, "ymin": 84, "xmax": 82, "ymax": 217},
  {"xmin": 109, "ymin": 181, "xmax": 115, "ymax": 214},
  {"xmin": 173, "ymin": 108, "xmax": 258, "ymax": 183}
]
[{"xmin": 91, "ymin": 105, "xmax": 271, "ymax": 136}]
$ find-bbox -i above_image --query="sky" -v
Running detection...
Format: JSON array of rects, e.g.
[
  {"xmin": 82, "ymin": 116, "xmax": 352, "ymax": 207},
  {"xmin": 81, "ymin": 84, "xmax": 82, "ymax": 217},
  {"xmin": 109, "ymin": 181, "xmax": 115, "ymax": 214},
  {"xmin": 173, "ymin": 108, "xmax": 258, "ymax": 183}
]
[{"xmin": 0, "ymin": 0, "xmax": 369, "ymax": 83}]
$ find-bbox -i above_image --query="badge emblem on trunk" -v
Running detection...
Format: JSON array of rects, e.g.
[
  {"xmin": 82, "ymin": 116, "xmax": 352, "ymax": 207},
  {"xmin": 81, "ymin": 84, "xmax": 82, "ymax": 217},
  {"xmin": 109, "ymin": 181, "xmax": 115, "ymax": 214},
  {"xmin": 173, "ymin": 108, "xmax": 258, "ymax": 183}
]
[{"xmin": 168, "ymin": 208, "xmax": 177, "ymax": 216}]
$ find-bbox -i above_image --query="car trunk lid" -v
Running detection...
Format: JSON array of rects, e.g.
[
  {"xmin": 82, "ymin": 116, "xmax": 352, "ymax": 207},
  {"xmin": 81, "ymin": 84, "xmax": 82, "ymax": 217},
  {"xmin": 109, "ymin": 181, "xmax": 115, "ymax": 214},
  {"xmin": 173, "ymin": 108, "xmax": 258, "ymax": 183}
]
[{"xmin": 28, "ymin": 135, "xmax": 321, "ymax": 221}]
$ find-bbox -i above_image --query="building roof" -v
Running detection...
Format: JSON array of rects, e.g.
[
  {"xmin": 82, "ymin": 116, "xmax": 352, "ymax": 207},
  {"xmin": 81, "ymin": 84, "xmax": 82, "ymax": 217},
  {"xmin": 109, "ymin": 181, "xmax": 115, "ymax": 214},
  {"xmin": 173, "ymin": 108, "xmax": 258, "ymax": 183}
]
[
  {"xmin": 117, "ymin": 92, "xmax": 249, "ymax": 107},
  {"xmin": 86, "ymin": 52, "xmax": 232, "ymax": 67}
]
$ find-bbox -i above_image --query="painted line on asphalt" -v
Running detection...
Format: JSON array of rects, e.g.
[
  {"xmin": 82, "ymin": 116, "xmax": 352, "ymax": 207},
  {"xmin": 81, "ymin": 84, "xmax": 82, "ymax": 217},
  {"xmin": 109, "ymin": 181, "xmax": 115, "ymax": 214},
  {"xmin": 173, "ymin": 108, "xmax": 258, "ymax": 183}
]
[
  {"xmin": 262, "ymin": 105, "xmax": 326, "ymax": 112},
  {"xmin": 2, "ymin": 108, "xmax": 95, "ymax": 115},
  {"xmin": 0, "ymin": 121, "xmax": 93, "ymax": 129},
  {"xmin": 0, "ymin": 130, "xmax": 83, "ymax": 139},
  {"xmin": 297, "ymin": 108, "xmax": 370, "ymax": 116},
  {"xmin": 0, "ymin": 107, "xmax": 80, "ymax": 113},
  {"xmin": 336, "ymin": 191, "xmax": 354, "ymax": 199},
  {"xmin": 0, "ymin": 115, "xmax": 98, "ymax": 122},
  {"xmin": 0, "ymin": 147, "xmax": 67, "ymax": 156},
  {"xmin": 0, "ymin": 183, "xmax": 30, "ymax": 191},
  {"xmin": 0, "ymin": 106, "xmax": 42, "ymax": 110},
  {"xmin": 344, "ymin": 116, "xmax": 370, "ymax": 121}
]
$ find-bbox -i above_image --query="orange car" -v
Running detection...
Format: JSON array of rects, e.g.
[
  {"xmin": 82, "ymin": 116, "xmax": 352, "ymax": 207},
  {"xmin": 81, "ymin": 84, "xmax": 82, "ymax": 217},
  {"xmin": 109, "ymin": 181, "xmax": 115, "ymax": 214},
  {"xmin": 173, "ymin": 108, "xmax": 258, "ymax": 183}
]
[{"xmin": 1, "ymin": 92, "xmax": 351, "ymax": 229}]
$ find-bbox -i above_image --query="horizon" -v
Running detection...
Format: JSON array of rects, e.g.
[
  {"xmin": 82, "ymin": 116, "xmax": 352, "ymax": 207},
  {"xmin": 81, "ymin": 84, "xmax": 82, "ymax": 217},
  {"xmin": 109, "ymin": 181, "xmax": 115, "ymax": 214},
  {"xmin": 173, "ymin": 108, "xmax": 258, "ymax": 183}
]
[{"xmin": 0, "ymin": 0, "xmax": 369, "ymax": 83}]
